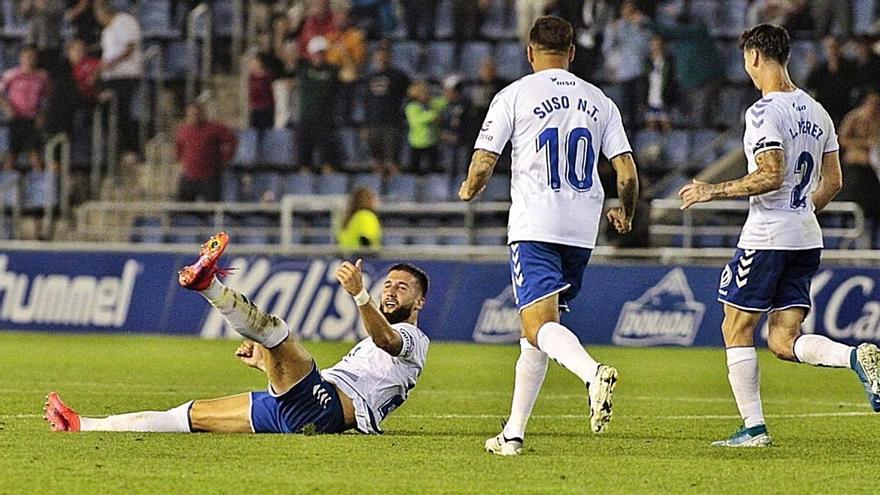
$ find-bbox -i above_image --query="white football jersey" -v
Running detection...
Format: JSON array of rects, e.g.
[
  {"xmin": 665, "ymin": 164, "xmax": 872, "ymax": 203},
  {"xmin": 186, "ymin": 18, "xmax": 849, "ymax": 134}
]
[
  {"xmin": 322, "ymin": 323, "xmax": 429, "ymax": 434},
  {"xmin": 474, "ymin": 68, "xmax": 632, "ymax": 248},
  {"xmin": 739, "ymin": 89, "xmax": 839, "ymax": 250}
]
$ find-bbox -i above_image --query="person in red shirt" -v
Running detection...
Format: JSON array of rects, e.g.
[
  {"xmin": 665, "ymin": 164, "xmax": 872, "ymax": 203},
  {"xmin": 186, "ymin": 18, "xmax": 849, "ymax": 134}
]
[
  {"xmin": 176, "ymin": 102, "xmax": 238, "ymax": 202},
  {"xmin": 0, "ymin": 45, "xmax": 52, "ymax": 171},
  {"xmin": 298, "ymin": 0, "xmax": 339, "ymax": 58},
  {"xmin": 248, "ymin": 53, "xmax": 275, "ymax": 130},
  {"xmin": 67, "ymin": 38, "xmax": 101, "ymax": 104}
]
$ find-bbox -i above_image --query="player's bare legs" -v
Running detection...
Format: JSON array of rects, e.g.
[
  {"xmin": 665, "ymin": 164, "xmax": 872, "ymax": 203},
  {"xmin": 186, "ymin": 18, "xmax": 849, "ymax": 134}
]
[{"xmin": 190, "ymin": 394, "xmax": 252, "ymax": 433}]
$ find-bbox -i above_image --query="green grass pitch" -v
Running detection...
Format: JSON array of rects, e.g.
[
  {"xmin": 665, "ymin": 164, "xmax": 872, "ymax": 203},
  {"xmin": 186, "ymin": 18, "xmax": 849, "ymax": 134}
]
[{"xmin": 1, "ymin": 332, "xmax": 877, "ymax": 494}]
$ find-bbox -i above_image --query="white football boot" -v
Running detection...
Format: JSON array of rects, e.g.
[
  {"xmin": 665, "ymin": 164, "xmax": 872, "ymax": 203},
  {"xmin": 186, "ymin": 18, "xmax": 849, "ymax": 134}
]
[
  {"xmin": 485, "ymin": 432, "xmax": 524, "ymax": 456},
  {"xmin": 589, "ymin": 365, "xmax": 618, "ymax": 434}
]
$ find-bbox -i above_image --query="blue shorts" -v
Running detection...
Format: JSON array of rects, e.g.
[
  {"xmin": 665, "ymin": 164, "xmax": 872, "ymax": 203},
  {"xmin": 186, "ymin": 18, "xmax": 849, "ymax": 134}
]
[
  {"xmin": 509, "ymin": 241, "xmax": 593, "ymax": 311},
  {"xmin": 717, "ymin": 248, "xmax": 821, "ymax": 312},
  {"xmin": 250, "ymin": 362, "xmax": 346, "ymax": 434}
]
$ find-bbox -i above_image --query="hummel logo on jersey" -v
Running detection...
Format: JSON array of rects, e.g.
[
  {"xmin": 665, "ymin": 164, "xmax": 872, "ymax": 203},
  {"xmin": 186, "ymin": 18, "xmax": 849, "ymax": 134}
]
[
  {"xmin": 313, "ymin": 384, "xmax": 331, "ymax": 409},
  {"xmin": 510, "ymin": 244, "xmax": 524, "ymax": 287},
  {"xmin": 736, "ymin": 250, "xmax": 756, "ymax": 288}
]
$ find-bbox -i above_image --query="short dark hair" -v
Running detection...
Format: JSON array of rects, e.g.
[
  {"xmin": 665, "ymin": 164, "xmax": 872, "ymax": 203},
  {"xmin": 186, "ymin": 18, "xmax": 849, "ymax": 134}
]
[
  {"xmin": 388, "ymin": 263, "xmax": 429, "ymax": 298},
  {"xmin": 739, "ymin": 23, "xmax": 791, "ymax": 64},
  {"xmin": 529, "ymin": 16, "xmax": 573, "ymax": 53}
]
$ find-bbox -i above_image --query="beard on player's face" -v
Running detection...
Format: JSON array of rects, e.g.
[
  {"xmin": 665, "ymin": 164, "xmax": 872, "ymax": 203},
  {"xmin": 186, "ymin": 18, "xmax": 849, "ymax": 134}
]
[{"xmin": 380, "ymin": 296, "xmax": 414, "ymax": 324}]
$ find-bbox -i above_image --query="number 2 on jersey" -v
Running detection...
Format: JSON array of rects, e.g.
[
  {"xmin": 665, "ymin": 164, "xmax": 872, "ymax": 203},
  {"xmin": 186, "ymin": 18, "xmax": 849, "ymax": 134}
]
[
  {"xmin": 790, "ymin": 151, "xmax": 814, "ymax": 209},
  {"xmin": 537, "ymin": 127, "xmax": 595, "ymax": 192}
]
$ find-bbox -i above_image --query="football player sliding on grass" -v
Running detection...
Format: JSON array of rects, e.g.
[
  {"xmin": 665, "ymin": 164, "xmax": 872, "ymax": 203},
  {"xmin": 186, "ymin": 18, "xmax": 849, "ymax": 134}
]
[{"xmin": 45, "ymin": 233, "xmax": 429, "ymax": 435}]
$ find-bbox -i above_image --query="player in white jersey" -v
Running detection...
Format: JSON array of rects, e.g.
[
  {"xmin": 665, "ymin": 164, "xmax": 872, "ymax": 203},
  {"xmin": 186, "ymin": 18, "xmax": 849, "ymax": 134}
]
[
  {"xmin": 44, "ymin": 233, "xmax": 429, "ymax": 436},
  {"xmin": 459, "ymin": 16, "xmax": 639, "ymax": 455},
  {"xmin": 679, "ymin": 24, "xmax": 880, "ymax": 447}
]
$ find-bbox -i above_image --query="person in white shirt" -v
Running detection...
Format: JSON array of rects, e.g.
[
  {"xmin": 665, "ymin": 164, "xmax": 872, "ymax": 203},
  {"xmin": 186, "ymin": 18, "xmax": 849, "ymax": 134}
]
[
  {"xmin": 460, "ymin": 15, "xmax": 640, "ymax": 455},
  {"xmin": 94, "ymin": 0, "xmax": 143, "ymax": 154},
  {"xmin": 45, "ymin": 233, "xmax": 430, "ymax": 436},
  {"xmin": 679, "ymin": 23, "xmax": 880, "ymax": 448}
]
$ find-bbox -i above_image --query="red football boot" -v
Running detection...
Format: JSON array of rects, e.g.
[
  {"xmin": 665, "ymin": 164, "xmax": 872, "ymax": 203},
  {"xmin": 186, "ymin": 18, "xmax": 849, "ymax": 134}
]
[
  {"xmin": 178, "ymin": 232, "xmax": 231, "ymax": 291},
  {"xmin": 44, "ymin": 392, "xmax": 81, "ymax": 432}
]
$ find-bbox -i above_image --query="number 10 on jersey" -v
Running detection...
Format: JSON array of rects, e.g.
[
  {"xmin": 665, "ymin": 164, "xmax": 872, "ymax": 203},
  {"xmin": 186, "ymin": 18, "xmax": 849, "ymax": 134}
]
[{"xmin": 537, "ymin": 127, "xmax": 596, "ymax": 192}]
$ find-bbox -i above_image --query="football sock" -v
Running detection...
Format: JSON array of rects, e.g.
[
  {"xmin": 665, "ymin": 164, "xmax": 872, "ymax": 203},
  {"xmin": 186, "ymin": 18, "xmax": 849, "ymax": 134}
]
[
  {"xmin": 726, "ymin": 347, "xmax": 765, "ymax": 428},
  {"xmin": 502, "ymin": 338, "xmax": 548, "ymax": 441},
  {"xmin": 79, "ymin": 401, "xmax": 193, "ymax": 432},
  {"xmin": 536, "ymin": 322, "xmax": 600, "ymax": 385},
  {"xmin": 200, "ymin": 279, "xmax": 289, "ymax": 348},
  {"xmin": 793, "ymin": 334, "xmax": 853, "ymax": 368}
]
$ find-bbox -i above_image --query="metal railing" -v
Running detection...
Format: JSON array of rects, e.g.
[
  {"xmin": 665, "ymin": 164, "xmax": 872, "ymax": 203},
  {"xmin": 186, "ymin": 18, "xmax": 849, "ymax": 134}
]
[
  {"xmin": 648, "ymin": 199, "xmax": 865, "ymax": 248},
  {"xmin": 140, "ymin": 45, "xmax": 164, "ymax": 147},
  {"xmin": 42, "ymin": 133, "xmax": 71, "ymax": 239},
  {"xmin": 186, "ymin": 3, "xmax": 213, "ymax": 102},
  {"xmin": 239, "ymin": 47, "xmax": 258, "ymax": 127},
  {"xmin": 0, "ymin": 172, "xmax": 21, "ymax": 239},
  {"xmin": 90, "ymin": 90, "xmax": 118, "ymax": 195}
]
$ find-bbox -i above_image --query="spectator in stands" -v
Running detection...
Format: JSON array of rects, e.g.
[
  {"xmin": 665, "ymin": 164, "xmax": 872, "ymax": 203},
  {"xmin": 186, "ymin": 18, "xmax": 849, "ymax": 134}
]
[
  {"xmin": 555, "ymin": 0, "xmax": 613, "ymax": 80},
  {"xmin": 327, "ymin": 10, "xmax": 366, "ymax": 124},
  {"xmin": 273, "ymin": 38, "xmax": 299, "ymax": 128},
  {"xmin": 175, "ymin": 102, "xmax": 238, "ymax": 202},
  {"xmin": 297, "ymin": 36, "xmax": 340, "ymax": 173},
  {"xmin": 644, "ymin": 35, "xmax": 677, "ymax": 132},
  {"xmin": 68, "ymin": 38, "xmax": 101, "ymax": 105},
  {"xmin": 651, "ymin": 11, "xmax": 723, "ymax": 128},
  {"xmin": 852, "ymin": 36, "xmax": 880, "ymax": 100},
  {"xmin": 349, "ymin": 0, "xmax": 398, "ymax": 38},
  {"xmin": 602, "ymin": 0, "xmax": 650, "ymax": 128},
  {"xmin": 440, "ymin": 75, "xmax": 475, "ymax": 176},
  {"xmin": 838, "ymin": 92, "xmax": 880, "ymax": 248},
  {"xmin": 404, "ymin": 0, "xmax": 440, "ymax": 41},
  {"xmin": 362, "ymin": 43, "xmax": 410, "ymax": 177},
  {"xmin": 810, "ymin": 0, "xmax": 852, "ymax": 37},
  {"xmin": 299, "ymin": 0, "xmax": 339, "ymax": 58},
  {"xmin": 517, "ymin": 0, "xmax": 546, "ymax": 43},
  {"xmin": 21, "ymin": 0, "xmax": 65, "ymax": 73},
  {"xmin": 336, "ymin": 186, "xmax": 382, "ymax": 251},
  {"xmin": 249, "ymin": 53, "xmax": 277, "ymax": 130},
  {"xmin": 453, "ymin": 0, "xmax": 489, "ymax": 40},
  {"xmin": 94, "ymin": 0, "xmax": 143, "ymax": 156},
  {"xmin": 747, "ymin": 0, "xmax": 812, "ymax": 33},
  {"xmin": 470, "ymin": 57, "xmax": 505, "ymax": 125},
  {"xmin": 405, "ymin": 80, "xmax": 446, "ymax": 175},
  {"xmin": 65, "ymin": 0, "xmax": 101, "ymax": 47},
  {"xmin": 0, "ymin": 46, "xmax": 51, "ymax": 171},
  {"xmin": 806, "ymin": 36, "xmax": 857, "ymax": 125}
]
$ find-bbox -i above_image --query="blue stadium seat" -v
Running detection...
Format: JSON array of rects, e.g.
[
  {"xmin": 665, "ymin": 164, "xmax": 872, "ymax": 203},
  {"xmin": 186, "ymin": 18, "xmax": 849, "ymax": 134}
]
[
  {"xmin": 212, "ymin": 0, "xmax": 235, "ymax": 36},
  {"xmin": 249, "ymin": 172, "xmax": 282, "ymax": 202},
  {"xmin": 260, "ymin": 128, "xmax": 295, "ymax": 168},
  {"xmin": 338, "ymin": 127, "xmax": 363, "ymax": 166},
  {"xmin": 663, "ymin": 130, "xmax": 691, "ymax": 168},
  {"xmin": 315, "ymin": 173, "xmax": 349, "ymax": 195},
  {"xmin": 385, "ymin": 174, "xmax": 418, "ymax": 200},
  {"xmin": 351, "ymin": 173, "xmax": 382, "ymax": 193},
  {"xmin": 23, "ymin": 170, "xmax": 56, "ymax": 210},
  {"xmin": 283, "ymin": 172, "xmax": 316, "ymax": 196},
  {"xmin": 383, "ymin": 233, "xmax": 408, "ymax": 246},
  {"xmin": 712, "ymin": 87, "xmax": 748, "ymax": 128},
  {"xmin": 169, "ymin": 214, "xmax": 203, "ymax": 244},
  {"xmin": 789, "ymin": 41, "xmax": 817, "ymax": 82},
  {"xmin": 496, "ymin": 42, "xmax": 528, "ymax": 80},
  {"xmin": 633, "ymin": 130, "xmax": 662, "ymax": 154},
  {"xmin": 1, "ymin": 0, "xmax": 28, "ymax": 36},
  {"xmin": 233, "ymin": 128, "xmax": 259, "ymax": 168},
  {"xmin": 692, "ymin": 130, "xmax": 720, "ymax": 164},
  {"xmin": 411, "ymin": 234, "xmax": 440, "ymax": 245},
  {"xmin": 165, "ymin": 41, "xmax": 189, "ymax": 80},
  {"xmin": 460, "ymin": 42, "xmax": 493, "ymax": 76},
  {"xmin": 139, "ymin": 0, "xmax": 175, "ymax": 37},
  {"xmin": 391, "ymin": 41, "xmax": 421, "ymax": 75},
  {"xmin": 855, "ymin": 0, "xmax": 877, "ymax": 33},
  {"xmin": 483, "ymin": 175, "xmax": 510, "ymax": 201},
  {"xmin": 131, "ymin": 216, "xmax": 164, "ymax": 243},
  {"xmin": 222, "ymin": 173, "xmax": 240, "ymax": 202},
  {"xmin": 420, "ymin": 174, "xmax": 451, "ymax": 201},
  {"xmin": 238, "ymin": 215, "xmax": 274, "ymax": 245},
  {"xmin": 303, "ymin": 216, "xmax": 332, "ymax": 244},
  {"xmin": 0, "ymin": 170, "xmax": 19, "ymax": 207},
  {"xmin": 427, "ymin": 42, "xmax": 456, "ymax": 79},
  {"xmin": 475, "ymin": 235, "xmax": 506, "ymax": 246},
  {"xmin": 442, "ymin": 235, "xmax": 469, "ymax": 245},
  {"xmin": 0, "ymin": 126, "xmax": 8, "ymax": 153},
  {"xmin": 720, "ymin": 41, "xmax": 749, "ymax": 83},
  {"xmin": 434, "ymin": 0, "xmax": 453, "ymax": 38},
  {"xmin": 481, "ymin": 0, "xmax": 513, "ymax": 39}
]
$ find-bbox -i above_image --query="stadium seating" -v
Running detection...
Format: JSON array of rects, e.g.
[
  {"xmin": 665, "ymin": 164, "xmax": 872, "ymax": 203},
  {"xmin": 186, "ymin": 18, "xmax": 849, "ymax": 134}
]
[
  {"xmin": 460, "ymin": 42, "xmax": 493, "ymax": 76},
  {"xmin": 427, "ymin": 42, "xmax": 456, "ymax": 79},
  {"xmin": 283, "ymin": 172, "xmax": 316, "ymax": 196},
  {"xmin": 420, "ymin": 174, "xmax": 452, "ymax": 201},
  {"xmin": 259, "ymin": 129, "xmax": 296, "ymax": 168},
  {"xmin": 139, "ymin": 0, "xmax": 176, "ymax": 38},
  {"xmin": 0, "ymin": 169, "xmax": 19, "ymax": 208},
  {"xmin": 233, "ymin": 129, "xmax": 259, "ymax": 169},
  {"xmin": 351, "ymin": 173, "xmax": 383, "ymax": 193},
  {"xmin": 385, "ymin": 174, "xmax": 419, "ymax": 200},
  {"xmin": 168, "ymin": 213, "xmax": 203, "ymax": 244},
  {"xmin": 130, "ymin": 216, "xmax": 165, "ymax": 243},
  {"xmin": 315, "ymin": 173, "xmax": 349, "ymax": 195},
  {"xmin": 22, "ymin": 170, "xmax": 57, "ymax": 212}
]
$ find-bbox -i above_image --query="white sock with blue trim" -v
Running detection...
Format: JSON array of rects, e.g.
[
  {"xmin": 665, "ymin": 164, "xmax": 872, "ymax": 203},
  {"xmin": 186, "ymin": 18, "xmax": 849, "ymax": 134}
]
[
  {"xmin": 726, "ymin": 347, "xmax": 765, "ymax": 428},
  {"xmin": 502, "ymin": 338, "xmax": 548, "ymax": 441},
  {"xmin": 793, "ymin": 334, "xmax": 853, "ymax": 368},
  {"xmin": 79, "ymin": 401, "xmax": 193, "ymax": 432},
  {"xmin": 200, "ymin": 279, "xmax": 289, "ymax": 348},
  {"xmin": 536, "ymin": 322, "xmax": 600, "ymax": 385}
]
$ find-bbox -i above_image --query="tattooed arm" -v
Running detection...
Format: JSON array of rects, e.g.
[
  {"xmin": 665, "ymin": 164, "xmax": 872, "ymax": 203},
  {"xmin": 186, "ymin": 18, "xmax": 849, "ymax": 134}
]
[
  {"xmin": 606, "ymin": 153, "xmax": 639, "ymax": 234},
  {"xmin": 458, "ymin": 149, "xmax": 500, "ymax": 201},
  {"xmin": 679, "ymin": 149, "xmax": 785, "ymax": 209}
]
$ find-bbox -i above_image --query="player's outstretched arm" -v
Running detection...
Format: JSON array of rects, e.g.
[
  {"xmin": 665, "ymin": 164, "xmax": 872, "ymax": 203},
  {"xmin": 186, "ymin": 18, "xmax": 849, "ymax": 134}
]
[
  {"xmin": 812, "ymin": 150, "xmax": 843, "ymax": 212},
  {"xmin": 459, "ymin": 149, "xmax": 500, "ymax": 201},
  {"xmin": 334, "ymin": 259, "xmax": 403, "ymax": 356},
  {"xmin": 607, "ymin": 153, "xmax": 639, "ymax": 234},
  {"xmin": 679, "ymin": 149, "xmax": 785, "ymax": 209}
]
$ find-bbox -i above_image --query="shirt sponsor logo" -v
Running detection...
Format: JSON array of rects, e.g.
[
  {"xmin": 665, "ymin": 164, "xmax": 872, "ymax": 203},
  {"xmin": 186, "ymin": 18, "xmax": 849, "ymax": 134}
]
[
  {"xmin": 473, "ymin": 286, "xmax": 520, "ymax": 343},
  {"xmin": 613, "ymin": 268, "xmax": 705, "ymax": 347}
]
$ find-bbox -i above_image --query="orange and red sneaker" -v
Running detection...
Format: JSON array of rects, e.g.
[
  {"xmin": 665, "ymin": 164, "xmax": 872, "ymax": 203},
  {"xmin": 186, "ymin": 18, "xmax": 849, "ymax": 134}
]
[
  {"xmin": 44, "ymin": 392, "xmax": 81, "ymax": 432},
  {"xmin": 178, "ymin": 232, "xmax": 231, "ymax": 291}
]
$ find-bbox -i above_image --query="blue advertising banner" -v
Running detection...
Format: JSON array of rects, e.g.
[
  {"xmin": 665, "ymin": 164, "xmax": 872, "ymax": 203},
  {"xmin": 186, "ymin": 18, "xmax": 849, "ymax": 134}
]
[{"xmin": 0, "ymin": 251, "xmax": 878, "ymax": 347}]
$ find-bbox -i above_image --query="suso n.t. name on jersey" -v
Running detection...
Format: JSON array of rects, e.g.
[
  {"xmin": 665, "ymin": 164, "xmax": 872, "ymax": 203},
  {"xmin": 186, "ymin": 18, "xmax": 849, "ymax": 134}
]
[
  {"xmin": 321, "ymin": 323, "xmax": 429, "ymax": 434},
  {"xmin": 739, "ymin": 89, "xmax": 839, "ymax": 250},
  {"xmin": 474, "ymin": 68, "xmax": 632, "ymax": 249}
]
